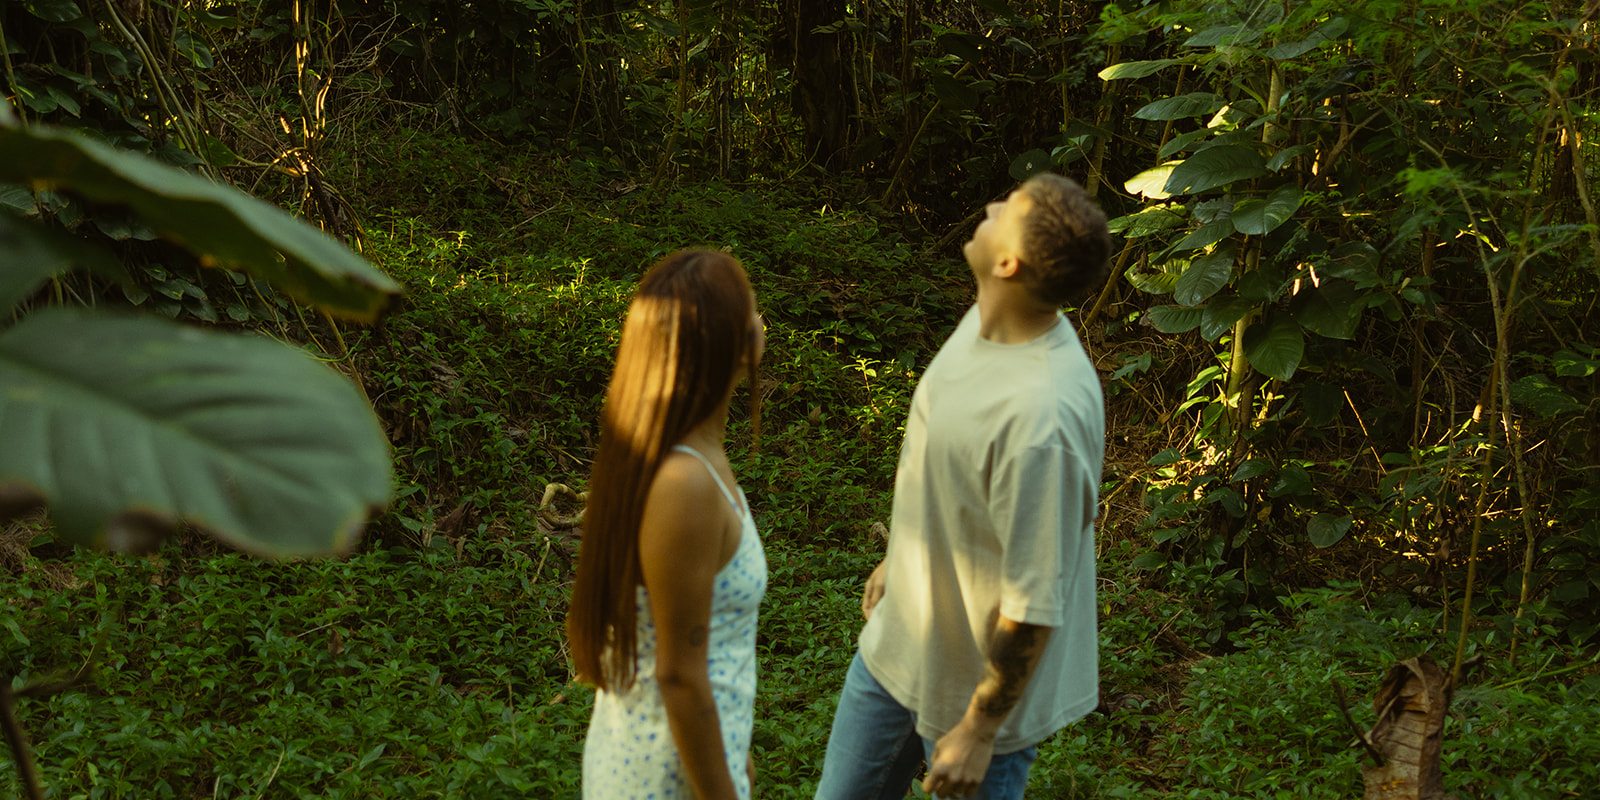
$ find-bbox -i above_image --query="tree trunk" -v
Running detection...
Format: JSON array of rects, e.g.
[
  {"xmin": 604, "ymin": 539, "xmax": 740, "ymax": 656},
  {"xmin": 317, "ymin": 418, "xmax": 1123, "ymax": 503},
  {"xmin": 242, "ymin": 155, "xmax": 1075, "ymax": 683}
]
[{"xmin": 786, "ymin": 0, "xmax": 854, "ymax": 170}]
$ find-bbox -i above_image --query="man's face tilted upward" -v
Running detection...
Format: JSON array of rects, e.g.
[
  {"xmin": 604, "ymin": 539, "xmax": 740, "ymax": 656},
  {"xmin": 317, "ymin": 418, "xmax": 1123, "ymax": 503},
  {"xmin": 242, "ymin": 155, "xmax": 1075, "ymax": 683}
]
[{"xmin": 963, "ymin": 189, "xmax": 1036, "ymax": 282}]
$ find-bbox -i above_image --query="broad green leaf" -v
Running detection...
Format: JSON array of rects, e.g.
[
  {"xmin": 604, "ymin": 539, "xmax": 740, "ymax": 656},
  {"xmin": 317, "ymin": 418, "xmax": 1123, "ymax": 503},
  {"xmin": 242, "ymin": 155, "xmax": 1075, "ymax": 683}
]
[
  {"xmin": 1124, "ymin": 164, "xmax": 1176, "ymax": 200},
  {"xmin": 22, "ymin": 0, "xmax": 83, "ymax": 22},
  {"xmin": 1164, "ymin": 145, "xmax": 1267, "ymax": 195},
  {"xmin": 1009, "ymin": 148, "xmax": 1052, "ymax": 181},
  {"xmin": 937, "ymin": 32, "xmax": 986, "ymax": 64},
  {"xmin": 1510, "ymin": 374, "xmax": 1584, "ymax": 418},
  {"xmin": 1269, "ymin": 463, "xmax": 1313, "ymax": 498},
  {"xmin": 1107, "ymin": 206, "xmax": 1185, "ymax": 237},
  {"xmin": 1553, "ymin": 348, "xmax": 1600, "ymax": 378},
  {"xmin": 928, "ymin": 72, "xmax": 979, "ymax": 111},
  {"xmin": 1267, "ymin": 18, "xmax": 1349, "ymax": 60},
  {"xmin": 1266, "ymin": 144, "xmax": 1314, "ymax": 171},
  {"xmin": 1131, "ymin": 551, "xmax": 1168, "ymax": 569},
  {"xmin": 1183, "ymin": 24, "xmax": 1262, "ymax": 48},
  {"xmin": 1321, "ymin": 241, "xmax": 1381, "ymax": 286},
  {"xmin": 1160, "ymin": 128, "xmax": 1214, "ymax": 159},
  {"xmin": 0, "ymin": 125, "xmax": 400, "ymax": 321},
  {"xmin": 1173, "ymin": 218, "xmax": 1235, "ymax": 251},
  {"xmin": 1233, "ymin": 183, "xmax": 1302, "ymax": 235},
  {"xmin": 1127, "ymin": 264, "xmax": 1180, "ymax": 295},
  {"xmin": 1099, "ymin": 59, "xmax": 1184, "ymax": 80},
  {"xmin": 1243, "ymin": 312, "xmax": 1304, "ymax": 381},
  {"xmin": 0, "ymin": 183, "xmax": 32, "ymax": 212},
  {"xmin": 1291, "ymin": 278, "xmax": 1364, "ymax": 339},
  {"xmin": 0, "ymin": 209, "xmax": 128, "ymax": 313},
  {"xmin": 1175, "ymin": 246, "xmax": 1234, "ymax": 306},
  {"xmin": 1134, "ymin": 92, "xmax": 1226, "ymax": 121},
  {"xmin": 1146, "ymin": 305, "xmax": 1203, "ymax": 333},
  {"xmin": 1200, "ymin": 294, "xmax": 1254, "ymax": 341},
  {"xmin": 1231, "ymin": 458, "xmax": 1272, "ymax": 482},
  {"xmin": 1300, "ymin": 380, "xmax": 1343, "ymax": 425},
  {"xmin": 1307, "ymin": 513, "xmax": 1353, "ymax": 547},
  {"xmin": 1237, "ymin": 266, "xmax": 1288, "ymax": 302},
  {"xmin": 0, "ymin": 308, "xmax": 393, "ymax": 557}
]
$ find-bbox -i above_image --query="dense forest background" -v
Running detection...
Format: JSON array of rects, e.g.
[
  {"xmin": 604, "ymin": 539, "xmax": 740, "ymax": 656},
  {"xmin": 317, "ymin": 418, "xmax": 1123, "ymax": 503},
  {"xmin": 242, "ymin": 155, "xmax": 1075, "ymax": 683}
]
[{"xmin": 3, "ymin": 0, "xmax": 1598, "ymax": 796}]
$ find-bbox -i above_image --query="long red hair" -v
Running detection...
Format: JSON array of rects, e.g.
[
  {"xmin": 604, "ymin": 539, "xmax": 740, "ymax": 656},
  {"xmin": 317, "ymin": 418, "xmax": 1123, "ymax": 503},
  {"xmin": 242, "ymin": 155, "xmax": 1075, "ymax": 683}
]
[{"xmin": 566, "ymin": 249, "xmax": 761, "ymax": 691}]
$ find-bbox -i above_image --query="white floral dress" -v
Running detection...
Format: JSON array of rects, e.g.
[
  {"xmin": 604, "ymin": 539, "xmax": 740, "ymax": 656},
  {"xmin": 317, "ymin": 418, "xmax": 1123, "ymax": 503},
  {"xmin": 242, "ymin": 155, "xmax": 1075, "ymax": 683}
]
[{"xmin": 582, "ymin": 444, "xmax": 768, "ymax": 799}]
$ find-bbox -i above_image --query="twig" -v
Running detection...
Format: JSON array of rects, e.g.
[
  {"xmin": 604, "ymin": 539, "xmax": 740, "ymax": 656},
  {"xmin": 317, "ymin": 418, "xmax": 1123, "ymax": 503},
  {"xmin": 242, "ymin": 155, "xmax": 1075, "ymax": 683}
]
[{"xmin": 1331, "ymin": 679, "xmax": 1385, "ymax": 766}]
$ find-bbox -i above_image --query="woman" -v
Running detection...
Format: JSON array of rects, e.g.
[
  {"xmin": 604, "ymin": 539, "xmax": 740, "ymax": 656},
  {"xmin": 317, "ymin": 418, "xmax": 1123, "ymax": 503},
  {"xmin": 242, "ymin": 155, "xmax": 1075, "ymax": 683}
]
[{"xmin": 568, "ymin": 249, "xmax": 768, "ymax": 800}]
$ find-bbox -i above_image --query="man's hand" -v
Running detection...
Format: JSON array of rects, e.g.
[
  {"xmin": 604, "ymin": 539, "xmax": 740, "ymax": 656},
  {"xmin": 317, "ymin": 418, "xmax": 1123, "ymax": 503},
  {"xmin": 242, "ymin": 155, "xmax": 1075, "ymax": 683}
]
[
  {"xmin": 921, "ymin": 718, "xmax": 996, "ymax": 798},
  {"xmin": 861, "ymin": 560, "xmax": 888, "ymax": 620}
]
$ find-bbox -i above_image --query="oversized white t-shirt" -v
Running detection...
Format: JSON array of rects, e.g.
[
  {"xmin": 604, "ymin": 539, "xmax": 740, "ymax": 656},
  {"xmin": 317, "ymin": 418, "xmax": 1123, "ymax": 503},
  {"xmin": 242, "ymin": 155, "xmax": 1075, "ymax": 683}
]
[{"xmin": 859, "ymin": 304, "xmax": 1105, "ymax": 753}]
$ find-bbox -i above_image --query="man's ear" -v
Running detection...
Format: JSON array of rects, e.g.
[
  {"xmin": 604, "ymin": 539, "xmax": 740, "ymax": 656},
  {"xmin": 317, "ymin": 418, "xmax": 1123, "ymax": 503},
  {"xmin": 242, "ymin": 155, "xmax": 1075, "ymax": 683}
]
[{"xmin": 991, "ymin": 252, "xmax": 1023, "ymax": 280}]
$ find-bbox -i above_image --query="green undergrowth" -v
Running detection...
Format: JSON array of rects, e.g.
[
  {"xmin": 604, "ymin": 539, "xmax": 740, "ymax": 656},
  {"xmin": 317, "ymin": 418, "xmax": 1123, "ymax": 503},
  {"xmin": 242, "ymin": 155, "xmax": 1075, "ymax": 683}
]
[{"xmin": 5, "ymin": 128, "xmax": 1597, "ymax": 797}]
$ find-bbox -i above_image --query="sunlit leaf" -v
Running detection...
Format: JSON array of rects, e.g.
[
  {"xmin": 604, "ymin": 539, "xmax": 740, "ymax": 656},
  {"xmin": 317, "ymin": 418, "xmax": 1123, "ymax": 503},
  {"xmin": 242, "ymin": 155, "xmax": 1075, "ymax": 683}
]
[
  {"xmin": 1175, "ymin": 246, "xmax": 1233, "ymax": 306},
  {"xmin": 1233, "ymin": 183, "xmax": 1302, "ymax": 235},
  {"xmin": 1107, "ymin": 206, "xmax": 1185, "ymax": 237},
  {"xmin": 1125, "ymin": 164, "xmax": 1176, "ymax": 200},
  {"xmin": 0, "ymin": 308, "xmax": 392, "ymax": 557},
  {"xmin": 1099, "ymin": 59, "xmax": 1185, "ymax": 80},
  {"xmin": 1243, "ymin": 312, "xmax": 1304, "ymax": 381},
  {"xmin": 1127, "ymin": 263, "xmax": 1180, "ymax": 295},
  {"xmin": 1146, "ymin": 304, "xmax": 1203, "ymax": 333},
  {"xmin": 1134, "ymin": 92, "xmax": 1226, "ymax": 121},
  {"xmin": 1164, "ymin": 144, "xmax": 1267, "ymax": 195}
]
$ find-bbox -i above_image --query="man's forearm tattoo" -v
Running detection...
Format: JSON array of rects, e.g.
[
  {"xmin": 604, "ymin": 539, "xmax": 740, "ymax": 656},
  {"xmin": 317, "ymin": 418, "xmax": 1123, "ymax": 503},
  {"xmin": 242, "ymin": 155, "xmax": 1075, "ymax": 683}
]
[{"xmin": 978, "ymin": 623, "xmax": 1049, "ymax": 718}]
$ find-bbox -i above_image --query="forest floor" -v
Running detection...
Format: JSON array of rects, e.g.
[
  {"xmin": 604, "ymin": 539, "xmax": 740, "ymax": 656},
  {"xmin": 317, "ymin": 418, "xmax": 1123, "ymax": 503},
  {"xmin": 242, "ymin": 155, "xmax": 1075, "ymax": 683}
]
[{"xmin": 4, "ymin": 128, "xmax": 1597, "ymax": 798}]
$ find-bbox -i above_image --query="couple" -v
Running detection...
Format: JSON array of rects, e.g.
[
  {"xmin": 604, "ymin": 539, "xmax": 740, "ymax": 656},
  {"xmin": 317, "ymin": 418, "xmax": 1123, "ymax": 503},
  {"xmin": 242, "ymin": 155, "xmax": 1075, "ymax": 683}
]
[{"xmin": 566, "ymin": 173, "xmax": 1113, "ymax": 800}]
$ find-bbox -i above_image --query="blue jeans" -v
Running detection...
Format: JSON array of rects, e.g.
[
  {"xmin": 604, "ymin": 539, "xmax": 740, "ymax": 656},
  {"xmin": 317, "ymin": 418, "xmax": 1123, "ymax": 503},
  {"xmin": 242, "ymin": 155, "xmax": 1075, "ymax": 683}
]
[{"xmin": 815, "ymin": 651, "xmax": 1038, "ymax": 800}]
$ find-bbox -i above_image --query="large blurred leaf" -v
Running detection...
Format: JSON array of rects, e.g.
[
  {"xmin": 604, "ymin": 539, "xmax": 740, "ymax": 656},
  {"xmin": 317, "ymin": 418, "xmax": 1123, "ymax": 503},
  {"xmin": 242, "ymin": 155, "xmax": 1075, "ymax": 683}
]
[
  {"xmin": 1127, "ymin": 262, "xmax": 1180, "ymax": 295},
  {"xmin": 0, "ymin": 125, "xmax": 400, "ymax": 320},
  {"xmin": 1175, "ymin": 246, "xmax": 1234, "ymax": 306},
  {"xmin": 1099, "ymin": 59, "xmax": 1185, "ymax": 80},
  {"xmin": 1135, "ymin": 92, "xmax": 1226, "ymax": 121},
  {"xmin": 1183, "ymin": 24, "xmax": 1263, "ymax": 47},
  {"xmin": 1243, "ymin": 312, "xmax": 1305, "ymax": 381},
  {"xmin": 1146, "ymin": 305, "xmax": 1203, "ymax": 333},
  {"xmin": 0, "ymin": 308, "xmax": 392, "ymax": 557},
  {"xmin": 1291, "ymin": 278, "xmax": 1364, "ymax": 339},
  {"xmin": 937, "ymin": 32, "xmax": 987, "ymax": 64},
  {"xmin": 0, "ymin": 208, "xmax": 129, "ymax": 313},
  {"xmin": 1160, "ymin": 128, "xmax": 1214, "ymax": 159},
  {"xmin": 1164, "ymin": 145, "xmax": 1267, "ymax": 195},
  {"xmin": 1233, "ymin": 183, "xmax": 1303, "ymax": 235}
]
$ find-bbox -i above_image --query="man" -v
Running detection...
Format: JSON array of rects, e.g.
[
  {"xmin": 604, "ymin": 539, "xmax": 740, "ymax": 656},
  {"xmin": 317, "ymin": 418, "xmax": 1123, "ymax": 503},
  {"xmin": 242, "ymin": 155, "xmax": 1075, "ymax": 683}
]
[{"xmin": 815, "ymin": 172, "xmax": 1112, "ymax": 800}]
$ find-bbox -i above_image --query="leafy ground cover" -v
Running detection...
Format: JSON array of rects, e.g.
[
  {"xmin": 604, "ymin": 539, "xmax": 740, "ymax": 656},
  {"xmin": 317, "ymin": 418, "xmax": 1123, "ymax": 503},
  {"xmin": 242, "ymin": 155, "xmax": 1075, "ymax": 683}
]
[{"xmin": 5, "ymin": 128, "xmax": 1598, "ymax": 797}]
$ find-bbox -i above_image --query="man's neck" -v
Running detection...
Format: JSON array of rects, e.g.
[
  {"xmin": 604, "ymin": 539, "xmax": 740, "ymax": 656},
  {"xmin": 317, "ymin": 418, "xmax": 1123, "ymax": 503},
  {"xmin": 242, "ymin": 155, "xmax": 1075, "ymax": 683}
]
[{"xmin": 975, "ymin": 285, "xmax": 1060, "ymax": 344}]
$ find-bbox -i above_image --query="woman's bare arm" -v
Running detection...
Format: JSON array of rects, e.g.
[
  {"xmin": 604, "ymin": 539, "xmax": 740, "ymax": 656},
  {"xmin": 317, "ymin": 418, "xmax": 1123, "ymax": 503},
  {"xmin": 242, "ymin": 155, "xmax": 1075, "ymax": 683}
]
[{"xmin": 638, "ymin": 453, "xmax": 741, "ymax": 800}]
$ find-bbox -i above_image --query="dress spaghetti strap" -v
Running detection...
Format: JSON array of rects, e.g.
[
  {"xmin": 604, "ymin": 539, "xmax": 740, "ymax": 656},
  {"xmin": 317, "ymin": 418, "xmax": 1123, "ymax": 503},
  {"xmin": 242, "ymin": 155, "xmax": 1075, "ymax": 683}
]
[{"xmin": 671, "ymin": 444, "xmax": 745, "ymax": 516}]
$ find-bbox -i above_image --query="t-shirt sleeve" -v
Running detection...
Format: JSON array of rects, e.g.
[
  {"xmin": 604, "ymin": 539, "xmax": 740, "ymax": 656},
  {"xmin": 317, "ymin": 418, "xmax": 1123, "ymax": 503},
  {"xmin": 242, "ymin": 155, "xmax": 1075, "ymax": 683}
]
[{"xmin": 989, "ymin": 441, "xmax": 1093, "ymax": 626}]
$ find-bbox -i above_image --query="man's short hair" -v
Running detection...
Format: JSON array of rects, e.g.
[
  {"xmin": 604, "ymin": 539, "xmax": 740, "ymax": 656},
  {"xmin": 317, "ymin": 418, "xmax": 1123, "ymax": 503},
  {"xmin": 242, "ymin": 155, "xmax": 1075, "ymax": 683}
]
[{"xmin": 1015, "ymin": 173, "xmax": 1114, "ymax": 306}]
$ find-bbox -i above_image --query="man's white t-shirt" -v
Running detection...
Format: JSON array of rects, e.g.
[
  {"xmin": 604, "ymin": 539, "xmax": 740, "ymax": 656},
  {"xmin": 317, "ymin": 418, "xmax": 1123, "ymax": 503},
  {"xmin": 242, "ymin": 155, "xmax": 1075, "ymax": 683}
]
[{"xmin": 859, "ymin": 304, "xmax": 1105, "ymax": 753}]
